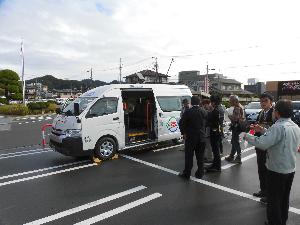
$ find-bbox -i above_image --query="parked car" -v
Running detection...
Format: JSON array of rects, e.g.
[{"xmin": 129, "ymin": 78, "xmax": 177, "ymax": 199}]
[
  {"xmin": 292, "ymin": 101, "xmax": 300, "ymax": 126},
  {"xmin": 245, "ymin": 102, "xmax": 261, "ymax": 123}
]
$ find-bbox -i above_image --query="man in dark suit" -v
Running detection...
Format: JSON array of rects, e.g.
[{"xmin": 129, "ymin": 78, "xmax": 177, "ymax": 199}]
[
  {"xmin": 206, "ymin": 94, "xmax": 223, "ymax": 172},
  {"xmin": 178, "ymin": 95, "xmax": 207, "ymax": 179},
  {"xmin": 252, "ymin": 92, "xmax": 275, "ymax": 203}
]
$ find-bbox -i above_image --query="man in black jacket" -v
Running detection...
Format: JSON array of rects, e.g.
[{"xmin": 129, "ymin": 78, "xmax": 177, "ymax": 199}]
[
  {"xmin": 252, "ymin": 92, "xmax": 275, "ymax": 203},
  {"xmin": 206, "ymin": 94, "xmax": 223, "ymax": 172},
  {"xmin": 178, "ymin": 95, "xmax": 207, "ymax": 179}
]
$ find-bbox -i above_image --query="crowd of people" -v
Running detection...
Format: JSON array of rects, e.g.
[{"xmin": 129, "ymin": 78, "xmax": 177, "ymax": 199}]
[{"xmin": 177, "ymin": 93, "xmax": 300, "ymax": 225}]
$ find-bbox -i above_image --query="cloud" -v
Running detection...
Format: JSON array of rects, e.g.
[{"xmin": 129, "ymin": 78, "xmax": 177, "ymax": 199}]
[{"xmin": 0, "ymin": 0, "xmax": 299, "ymax": 84}]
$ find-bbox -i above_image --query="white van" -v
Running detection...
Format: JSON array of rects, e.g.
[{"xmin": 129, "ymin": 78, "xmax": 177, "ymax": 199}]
[{"xmin": 49, "ymin": 84, "xmax": 192, "ymax": 160}]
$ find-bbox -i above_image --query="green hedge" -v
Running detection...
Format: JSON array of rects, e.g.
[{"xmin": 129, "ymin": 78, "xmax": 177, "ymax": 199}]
[
  {"xmin": 0, "ymin": 104, "xmax": 29, "ymax": 115},
  {"xmin": 0, "ymin": 98, "xmax": 8, "ymax": 105},
  {"xmin": 27, "ymin": 101, "xmax": 58, "ymax": 114}
]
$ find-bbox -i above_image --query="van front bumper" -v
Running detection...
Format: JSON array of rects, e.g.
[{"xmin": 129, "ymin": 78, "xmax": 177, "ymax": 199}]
[{"xmin": 49, "ymin": 135, "xmax": 92, "ymax": 157}]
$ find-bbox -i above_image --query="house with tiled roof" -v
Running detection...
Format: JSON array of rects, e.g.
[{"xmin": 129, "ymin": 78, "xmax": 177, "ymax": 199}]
[{"xmin": 125, "ymin": 70, "xmax": 169, "ymax": 84}]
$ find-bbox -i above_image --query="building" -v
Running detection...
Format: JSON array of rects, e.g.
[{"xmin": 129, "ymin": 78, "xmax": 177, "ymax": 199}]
[
  {"xmin": 125, "ymin": 70, "xmax": 169, "ymax": 84},
  {"xmin": 53, "ymin": 89, "xmax": 82, "ymax": 99},
  {"xmin": 178, "ymin": 71, "xmax": 256, "ymax": 102},
  {"xmin": 25, "ymin": 82, "xmax": 48, "ymax": 100},
  {"xmin": 247, "ymin": 78, "xmax": 259, "ymax": 85},
  {"xmin": 244, "ymin": 82, "xmax": 266, "ymax": 96},
  {"xmin": 178, "ymin": 70, "xmax": 202, "ymax": 92},
  {"xmin": 266, "ymin": 80, "xmax": 300, "ymax": 101}
]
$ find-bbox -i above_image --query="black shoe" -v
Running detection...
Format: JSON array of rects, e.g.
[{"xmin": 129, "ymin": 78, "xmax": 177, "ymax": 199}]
[
  {"xmin": 264, "ymin": 221, "xmax": 269, "ymax": 225},
  {"xmin": 178, "ymin": 172, "xmax": 190, "ymax": 180},
  {"xmin": 253, "ymin": 191, "xmax": 265, "ymax": 198},
  {"xmin": 195, "ymin": 171, "xmax": 204, "ymax": 179},
  {"xmin": 260, "ymin": 196, "xmax": 267, "ymax": 204},
  {"xmin": 206, "ymin": 167, "xmax": 221, "ymax": 173},
  {"xmin": 225, "ymin": 155, "xmax": 234, "ymax": 162}
]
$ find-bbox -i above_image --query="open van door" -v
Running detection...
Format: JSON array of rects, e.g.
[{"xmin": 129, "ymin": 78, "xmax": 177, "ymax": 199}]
[
  {"xmin": 156, "ymin": 96, "xmax": 182, "ymax": 142},
  {"xmin": 81, "ymin": 93, "xmax": 125, "ymax": 159}
]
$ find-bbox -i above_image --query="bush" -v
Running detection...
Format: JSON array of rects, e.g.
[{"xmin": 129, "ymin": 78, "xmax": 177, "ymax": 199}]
[
  {"xmin": 47, "ymin": 103, "xmax": 57, "ymax": 112},
  {"xmin": 0, "ymin": 97, "xmax": 8, "ymax": 105},
  {"xmin": 222, "ymin": 101, "xmax": 231, "ymax": 108},
  {"xmin": 0, "ymin": 104, "xmax": 29, "ymax": 115}
]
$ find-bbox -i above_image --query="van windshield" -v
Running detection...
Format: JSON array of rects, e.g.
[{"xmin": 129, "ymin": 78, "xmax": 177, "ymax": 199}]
[{"xmin": 63, "ymin": 97, "xmax": 97, "ymax": 115}]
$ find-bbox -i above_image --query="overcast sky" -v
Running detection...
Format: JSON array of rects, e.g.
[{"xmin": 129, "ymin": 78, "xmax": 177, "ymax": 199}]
[{"xmin": 0, "ymin": 0, "xmax": 299, "ymax": 84}]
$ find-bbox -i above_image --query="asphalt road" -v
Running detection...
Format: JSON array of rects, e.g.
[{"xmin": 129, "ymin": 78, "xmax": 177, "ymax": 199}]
[{"xmin": 0, "ymin": 115, "xmax": 300, "ymax": 225}]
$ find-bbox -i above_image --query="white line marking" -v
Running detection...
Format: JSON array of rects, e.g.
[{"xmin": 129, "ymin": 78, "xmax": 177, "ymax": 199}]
[
  {"xmin": 32, "ymin": 121, "xmax": 36, "ymax": 123},
  {"xmin": 0, "ymin": 160, "xmax": 90, "ymax": 180},
  {"xmin": 23, "ymin": 185, "xmax": 147, "ymax": 225},
  {"xmin": 25, "ymin": 121, "xmax": 29, "ymax": 124},
  {"xmin": 221, "ymin": 153, "xmax": 257, "ymax": 170},
  {"xmin": 0, "ymin": 148, "xmax": 50, "ymax": 157},
  {"xmin": 0, "ymin": 163, "xmax": 97, "ymax": 187},
  {"xmin": 18, "ymin": 122, "xmax": 22, "ymax": 124},
  {"xmin": 0, "ymin": 150, "xmax": 52, "ymax": 160},
  {"xmin": 121, "ymin": 154, "xmax": 300, "ymax": 215},
  {"xmin": 153, "ymin": 144, "xmax": 184, "ymax": 152},
  {"xmin": 121, "ymin": 154, "xmax": 178, "ymax": 175},
  {"xmin": 74, "ymin": 193, "xmax": 162, "ymax": 225}
]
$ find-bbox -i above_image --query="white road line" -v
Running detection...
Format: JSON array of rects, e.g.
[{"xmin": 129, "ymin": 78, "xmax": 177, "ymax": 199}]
[
  {"xmin": 121, "ymin": 154, "xmax": 179, "ymax": 175},
  {"xmin": 23, "ymin": 185, "xmax": 147, "ymax": 225},
  {"xmin": 0, "ymin": 160, "xmax": 90, "ymax": 180},
  {"xmin": 74, "ymin": 193, "xmax": 162, "ymax": 225},
  {"xmin": 0, "ymin": 150, "xmax": 52, "ymax": 160},
  {"xmin": 0, "ymin": 148, "xmax": 50, "ymax": 157},
  {"xmin": 121, "ymin": 154, "xmax": 300, "ymax": 215},
  {"xmin": 153, "ymin": 144, "xmax": 184, "ymax": 152},
  {"xmin": 221, "ymin": 153, "xmax": 257, "ymax": 170},
  {"xmin": 0, "ymin": 163, "xmax": 97, "ymax": 187}
]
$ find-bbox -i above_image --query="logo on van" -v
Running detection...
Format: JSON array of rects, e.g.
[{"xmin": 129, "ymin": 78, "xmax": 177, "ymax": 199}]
[{"xmin": 166, "ymin": 117, "xmax": 178, "ymax": 132}]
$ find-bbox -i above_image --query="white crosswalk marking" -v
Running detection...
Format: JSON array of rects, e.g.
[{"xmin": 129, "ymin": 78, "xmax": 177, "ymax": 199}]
[
  {"xmin": 74, "ymin": 193, "xmax": 162, "ymax": 225},
  {"xmin": 23, "ymin": 185, "xmax": 148, "ymax": 225}
]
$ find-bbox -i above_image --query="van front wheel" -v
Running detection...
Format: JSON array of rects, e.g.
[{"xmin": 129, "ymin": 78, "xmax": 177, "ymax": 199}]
[{"xmin": 94, "ymin": 137, "xmax": 117, "ymax": 160}]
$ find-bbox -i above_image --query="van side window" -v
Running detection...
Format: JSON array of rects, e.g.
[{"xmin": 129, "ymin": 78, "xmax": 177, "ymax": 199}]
[
  {"xmin": 87, "ymin": 98, "xmax": 118, "ymax": 118},
  {"xmin": 157, "ymin": 96, "xmax": 181, "ymax": 112}
]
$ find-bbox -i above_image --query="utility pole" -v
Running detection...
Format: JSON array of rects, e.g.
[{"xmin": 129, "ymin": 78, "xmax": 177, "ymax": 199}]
[
  {"xmin": 20, "ymin": 41, "xmax": 25, "ymax": 104},
  {"xmin": 152, "ymin": 57, "xmax": 158, "ymax": 83},
  {"xmin": 119, "ymin": 58, "xmax": 122, "ymax": 84},
  {"xmin": 205, "ymin": 64, "xmax": 209, "ymax": 93},
  {"xmin": 87, "ymin": 68, "xmax": 93, "ymax": 89}
]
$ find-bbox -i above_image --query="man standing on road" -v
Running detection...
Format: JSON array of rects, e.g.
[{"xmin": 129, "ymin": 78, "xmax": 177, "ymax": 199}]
[
  {"xmin": 178, "ymin": 95, "xmax": 207, "ymax": 179},
  {"xmin": 245, "ymin": 99, "xmax": 300, "ymax": 225},
  {"xmin": 225, "ymin": 95, "xmax": 244, "ymax": 164},
  {"xmin": 252, "ymin": 92, "xmax": 275, "ymax": 203},
  {"xmin": 206, "ymin": 94, "xmax": 223, "ymax": 172}
]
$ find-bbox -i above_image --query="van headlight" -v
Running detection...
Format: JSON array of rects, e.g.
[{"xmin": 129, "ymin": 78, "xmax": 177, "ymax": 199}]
[{"xmin": 65, "ymin": 129, "xmax": 81, "ymax": 137}]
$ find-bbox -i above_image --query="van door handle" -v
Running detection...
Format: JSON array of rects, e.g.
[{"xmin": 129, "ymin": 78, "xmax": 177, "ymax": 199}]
[{"xmin": 113, "ymin": 117, "xmax": 119, "ymax": 120}]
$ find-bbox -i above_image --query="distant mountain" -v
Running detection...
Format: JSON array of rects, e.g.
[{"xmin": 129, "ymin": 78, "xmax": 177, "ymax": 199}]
[{"xmin": 27, "ymin": 75, "xmax": 109, "ymax": 91}]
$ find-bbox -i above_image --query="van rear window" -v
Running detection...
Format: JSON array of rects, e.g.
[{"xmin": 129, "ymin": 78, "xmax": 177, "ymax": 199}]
[{"xmin": 157, "ymin": 96, "xmax": 181, "ymax": 112}]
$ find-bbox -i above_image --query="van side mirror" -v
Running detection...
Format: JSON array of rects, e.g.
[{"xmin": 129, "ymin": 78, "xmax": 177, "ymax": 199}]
[{"xmin": 74, "ymin": 103, "xmax": 80, "ymax": 116}]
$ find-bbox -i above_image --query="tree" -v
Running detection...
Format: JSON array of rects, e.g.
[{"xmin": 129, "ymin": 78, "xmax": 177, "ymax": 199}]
[{"xmin": 0, "ymin": 69, "xmax": 22, "ymax": 99}]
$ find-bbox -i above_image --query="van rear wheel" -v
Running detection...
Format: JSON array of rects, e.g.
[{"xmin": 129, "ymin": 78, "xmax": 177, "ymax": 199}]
[
  {"xmin": 94, "ymin": 137, "xmax": 117, "ymax": 160},
  {"xmin": 172, "ymin": 137, "xmax": 183, "ymax": 145}
]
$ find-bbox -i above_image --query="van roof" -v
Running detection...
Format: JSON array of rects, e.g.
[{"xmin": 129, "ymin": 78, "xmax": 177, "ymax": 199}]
[{"xmin": 81, "ymin": 84, "xmax": 191, "ymax": 98}]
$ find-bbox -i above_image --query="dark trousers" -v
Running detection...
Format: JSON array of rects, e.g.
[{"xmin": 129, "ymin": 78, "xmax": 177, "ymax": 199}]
[
  {"xmin": 183, "ymin": 135, "xmax": 206, "ymax": 177},
  {"xmin": 230, "ymin": 127, "xmax": 241, "ymax": 156},
  {"xmin": 210, "ymin": 132, "xmax": 221, "ymax": 169},
  {"xmin": 255, "ymin": 148, "xmax": 267, "ymax": 194},
  {"xmin": 266, "ymin": 170, "xmax": 295, "ymax": 225}
]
